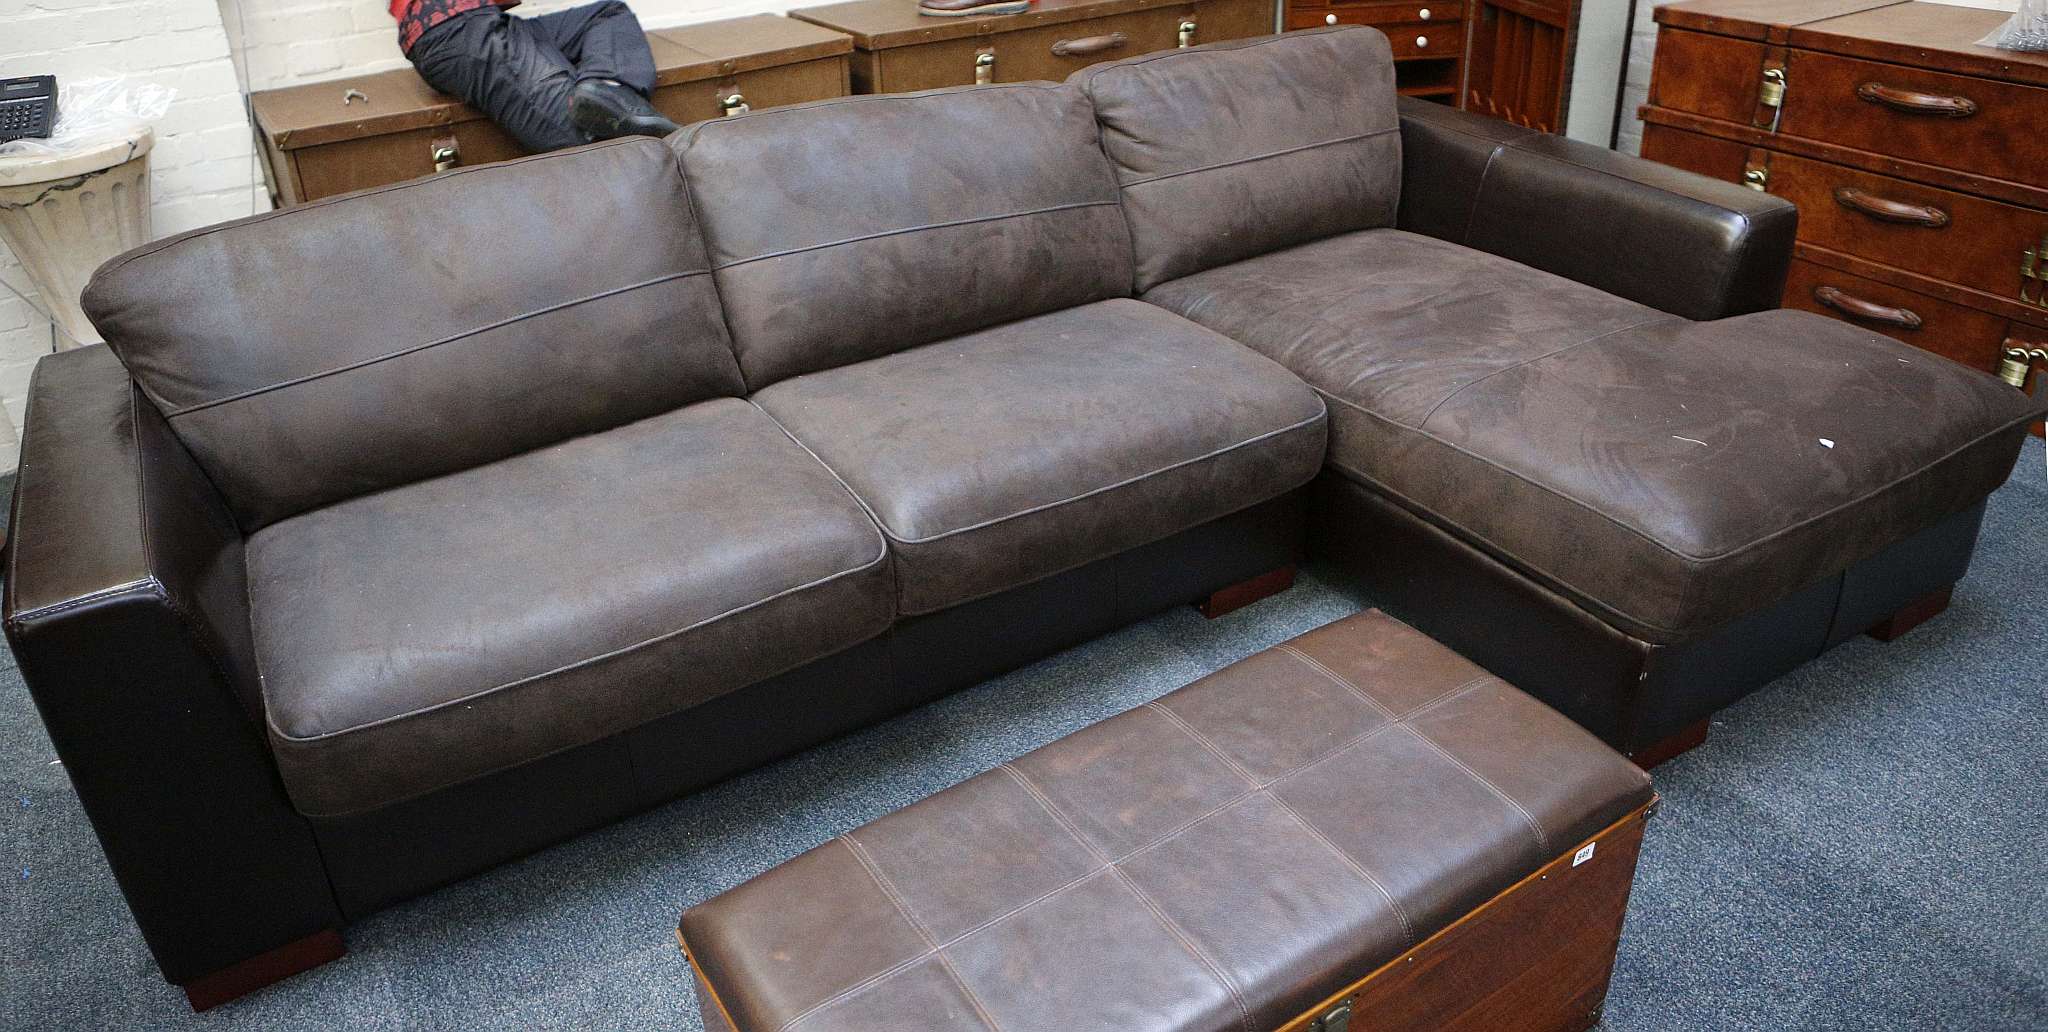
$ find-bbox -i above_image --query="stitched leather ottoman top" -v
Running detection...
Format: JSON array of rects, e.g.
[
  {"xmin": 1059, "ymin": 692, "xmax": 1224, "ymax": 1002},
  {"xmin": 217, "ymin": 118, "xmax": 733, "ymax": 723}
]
[{"xmin": 678, "ymin": 610, "xmax": 1653, "ymax": 1032}]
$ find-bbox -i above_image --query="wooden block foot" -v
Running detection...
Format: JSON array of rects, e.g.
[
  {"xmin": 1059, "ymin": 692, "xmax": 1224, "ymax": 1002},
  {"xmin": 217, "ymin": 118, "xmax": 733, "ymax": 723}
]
[
  {"xmin": 182, "ymin": 928, "xmax": 344, "ymax": 1011},
  {"xmin": 1197, "ymin": 565, "xmax": 1297, "ymax": 619},
  {"xmin": 1867, "ymin": 584, "xmax": 1953, "ymax": 642},
  {"xmin": 1627, "ymin": 718, "xmax": 1709, "ymax": 770}
]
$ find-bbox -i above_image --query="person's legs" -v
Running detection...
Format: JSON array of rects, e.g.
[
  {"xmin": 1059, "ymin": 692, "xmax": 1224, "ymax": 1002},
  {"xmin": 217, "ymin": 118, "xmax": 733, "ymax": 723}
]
[
  {"xmin": 408, "ymin": 8, "xmax": 583, "ymax": 152},
  {"xmin": 530, "ymin": 0, "xmax": 657, "ymax": 96},
  {"xmin": 527, "ymin": 1, "xmax": 678, "ymax": 141}
]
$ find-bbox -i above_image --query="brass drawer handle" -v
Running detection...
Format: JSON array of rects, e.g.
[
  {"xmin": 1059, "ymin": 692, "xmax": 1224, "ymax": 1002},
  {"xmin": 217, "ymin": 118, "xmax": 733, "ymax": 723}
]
[
  {"xmin": 1856, "ymin": 82, "xmax": 1977, "ymax": 118},
  {"xmin": 1814, "ymin": 285, "xmax": 1923, "ymax": 329},
  {"xmin": 1052, "ymin": 32, "xmax": 1129, "ymax": 57},
  {"xmin": 1833, "ymin": 187, "xmax": 1949, "ymax": 228}
]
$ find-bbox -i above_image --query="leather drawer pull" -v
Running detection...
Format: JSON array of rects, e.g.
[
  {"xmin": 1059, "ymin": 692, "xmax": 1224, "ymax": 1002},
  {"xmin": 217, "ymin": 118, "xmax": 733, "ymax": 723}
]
[
  {"xmin": 1855, "ymin": 82, "xmax": 1977, "ymax": 118},
  {"xmin": 1052, "ymin": 32, "xmax": 1129, "ymax": 57},
  {"xmin": 1815, "ymin": 285, "xmax": 1923, "ymax": 329},
  {"xmin": 1833, "ymin": 187, "xmax": 1950, "ymax": 228}
]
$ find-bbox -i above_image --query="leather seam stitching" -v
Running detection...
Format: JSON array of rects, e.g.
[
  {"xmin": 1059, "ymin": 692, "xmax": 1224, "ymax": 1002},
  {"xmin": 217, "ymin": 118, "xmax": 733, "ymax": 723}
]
[
  {"xmin": 8, "ymin": 578, "xmax": 158, "ymax": 623},
  {"xmin": 712, "ymin": 200, "xmax": 1121, "ymax": 272},
  {"xmin": 1146, "ymin": 701, "xmax": 1419, "ymax": 946},
  {"xmin": 1279, "ymin": 645, "xmax": 1551, "ymax": 851},
  {"xmin": 865, "ymin": 406, "xmax": 1327, "ymax": 545},
  {"xmin": 265, "ymin": 543, "xmax": 890, "ymax": 744},
  {"xmin": 1318, "ymin": 385, "xmax": 2039, "ymax": 565},
  {"xmin": 725, "ymin": 681, "xmax": 1478, "ymax": 1028},
  {"xmin": 1459, "ymin": 141, "xmax": 1511, "ymax": 245},
  {"xmin": 160, "ymin": 270, "xmax": 711, "ymax": 417},
  {"xmin": 1116, "ymin": 127, "xmax": 1399, "ymax": 190},
  {"xmin": 1000, "ymin": 763, "xmax": 1254, "ymax": 1032},
  {"xmin": 837, "ymin": 836, "xmax": 1005, "ymax": 1032}
]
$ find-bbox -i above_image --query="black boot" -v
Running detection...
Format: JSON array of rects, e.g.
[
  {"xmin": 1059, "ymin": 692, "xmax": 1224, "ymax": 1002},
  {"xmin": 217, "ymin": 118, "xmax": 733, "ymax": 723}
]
[{"xmin": 569, "ymin": 79, "xmax": 681, "ymax": 142}]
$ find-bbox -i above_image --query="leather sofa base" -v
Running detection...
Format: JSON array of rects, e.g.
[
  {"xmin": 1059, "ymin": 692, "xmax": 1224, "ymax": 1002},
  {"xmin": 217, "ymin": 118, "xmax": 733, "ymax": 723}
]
[
  {"xmin": 1310, "ymin": 471, "xmax": 1985, "ymax": 757},
  {"xmin": 308, "ymin": 490, "xmax": 1306, "ymax": 920}
]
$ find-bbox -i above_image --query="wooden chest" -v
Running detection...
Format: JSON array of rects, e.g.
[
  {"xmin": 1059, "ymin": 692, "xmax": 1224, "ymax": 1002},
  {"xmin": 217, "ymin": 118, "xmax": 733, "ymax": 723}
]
[
  {"xmin": 1639, "ymin": 0, "xmax": 2048, "ymax": 418},
  {"xmin": 789, "ymin": 0, "xmax": 1276, "ymax": 95},
  {"xmin": 250, "ymin": 14, "xmax": 852, "ymax": 206}
]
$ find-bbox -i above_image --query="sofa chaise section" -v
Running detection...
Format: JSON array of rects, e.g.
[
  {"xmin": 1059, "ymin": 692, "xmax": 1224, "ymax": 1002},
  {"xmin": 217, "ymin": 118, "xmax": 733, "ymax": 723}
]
[{"xmin": 1083, "ymin": 28, "xmax": 2045, "ymax": 754}]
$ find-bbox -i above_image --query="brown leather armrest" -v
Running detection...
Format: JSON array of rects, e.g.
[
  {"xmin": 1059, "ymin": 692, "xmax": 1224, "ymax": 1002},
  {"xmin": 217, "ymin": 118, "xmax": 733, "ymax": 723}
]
[
  {"xmin": 2, "ymin": 345, "xmax": 338, "ymax": 985},
  {"xmin": 1395, "ymin": 98, "xmax": 1798, "ymax": 321}
]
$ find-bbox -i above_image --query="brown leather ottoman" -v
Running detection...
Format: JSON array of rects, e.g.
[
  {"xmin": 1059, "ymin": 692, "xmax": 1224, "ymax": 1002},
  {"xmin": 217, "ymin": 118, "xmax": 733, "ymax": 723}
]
[{"xmin": 677, "ymin": 610, "xmax": 1658, "ymax": 1032}]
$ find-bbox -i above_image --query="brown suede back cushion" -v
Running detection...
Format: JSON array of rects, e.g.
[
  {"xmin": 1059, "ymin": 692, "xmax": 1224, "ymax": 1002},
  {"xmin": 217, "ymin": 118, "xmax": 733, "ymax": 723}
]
[
  {"xmin": 1076, "ymin": 27, "xmax": 1402, "ymax": 292},
  {"xmin": 672, "ymin": 83, "xmax": 1133, "ymax": 389},
  {"xmin": 83, "ymin": 137, "xmax": 740, "ymax": 531}
]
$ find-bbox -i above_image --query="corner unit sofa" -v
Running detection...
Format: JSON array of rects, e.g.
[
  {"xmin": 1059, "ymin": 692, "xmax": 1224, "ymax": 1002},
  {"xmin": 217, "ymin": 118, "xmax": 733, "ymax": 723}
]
[{"xmin": 6, "ymin": 26, "xmax": 2039, "ymax": 1008}]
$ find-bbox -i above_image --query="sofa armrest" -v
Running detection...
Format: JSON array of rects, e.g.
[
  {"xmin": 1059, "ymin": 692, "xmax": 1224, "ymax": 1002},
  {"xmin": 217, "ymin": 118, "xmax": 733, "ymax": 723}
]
[
  {"xmin": 3, "ymin": 345, "xmax": 339, "ymax": 985},
  {"xmin": 1395, "ymin": 97, "xmax": 1798, "ymax": 321}
]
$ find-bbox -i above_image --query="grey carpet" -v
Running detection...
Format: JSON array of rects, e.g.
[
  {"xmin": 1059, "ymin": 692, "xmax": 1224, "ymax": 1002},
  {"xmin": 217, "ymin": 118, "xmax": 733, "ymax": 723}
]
[{"xmin": 3, "ymin": 438, "xmax": 2043, "ymax": 1031}]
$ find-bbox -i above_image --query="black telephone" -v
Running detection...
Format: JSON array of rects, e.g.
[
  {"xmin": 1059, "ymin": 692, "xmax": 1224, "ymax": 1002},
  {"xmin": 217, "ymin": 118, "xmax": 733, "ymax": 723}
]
[{"xmin": 0, "ymin": 75, "xmax": 58, "ymax": 143}]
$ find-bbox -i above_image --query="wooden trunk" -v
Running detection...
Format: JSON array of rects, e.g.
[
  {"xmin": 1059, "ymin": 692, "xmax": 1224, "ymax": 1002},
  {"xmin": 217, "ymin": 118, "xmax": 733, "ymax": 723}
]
[
  {"xmin": 1276, "ymin": 801, "xmax": 1653, "ymax": 1032},
  {"xmin": 249, "ymin": 15, "xmax": 853, "ymax": 206},
  {"xmin": 1639, "ymin": 0, "xmax": 2048, "ymax": 434},
  {"xmin": 789, "ymin": 0, "xmax": 1277, "ymax": 95}
]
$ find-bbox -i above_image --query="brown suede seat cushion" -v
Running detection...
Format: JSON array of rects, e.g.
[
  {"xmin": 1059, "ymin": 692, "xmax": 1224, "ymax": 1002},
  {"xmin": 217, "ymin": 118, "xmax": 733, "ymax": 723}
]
[
  {"xmin": 248, "ymin": 399, "xmax": 894, "ymax": 817},
  {"xmin": 753, "ymin": 299, "xmax": 1327, "ymax": 615},
  {"xmin": 1145, "ymin": 228, "xmax": 2044, "ymax": 643}
]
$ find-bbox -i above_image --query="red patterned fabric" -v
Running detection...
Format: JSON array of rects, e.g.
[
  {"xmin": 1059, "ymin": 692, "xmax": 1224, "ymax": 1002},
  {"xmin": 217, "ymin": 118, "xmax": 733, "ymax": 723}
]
[{"xmin": 391, "ymin": 0, "xmax": 520, "ymax": 53}]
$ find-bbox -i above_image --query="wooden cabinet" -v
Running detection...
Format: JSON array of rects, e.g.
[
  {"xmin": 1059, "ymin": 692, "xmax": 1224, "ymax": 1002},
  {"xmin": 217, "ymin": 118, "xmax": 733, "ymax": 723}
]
[
  {"xmin": 250, "ymin": 15, "xmax": 852, "ymax": 206},
  {"xmin": 790, "ymin": 0, "xmax": 1276, "ymax": 95},
  {"xmin": 1281, "ymin": 0, "xmax": 1583, "ymax": 128},
  {"xmin": 1640, "ymin": 0, "xmax": 2048, "ymax": 429},
  {"xmin": 1287, "ymin": 0, "xmax": 1468, "ymax": 101}
]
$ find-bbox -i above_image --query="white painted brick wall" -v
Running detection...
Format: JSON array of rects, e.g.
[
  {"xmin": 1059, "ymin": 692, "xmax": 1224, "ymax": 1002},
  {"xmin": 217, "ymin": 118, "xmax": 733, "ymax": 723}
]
[
  {"xmin": 0, "ymin": 0, "xmax": 263, "ymax": 473},
  {"xmin": 223, "ymin": 0, "xmax": 792, "ymax": 92}
]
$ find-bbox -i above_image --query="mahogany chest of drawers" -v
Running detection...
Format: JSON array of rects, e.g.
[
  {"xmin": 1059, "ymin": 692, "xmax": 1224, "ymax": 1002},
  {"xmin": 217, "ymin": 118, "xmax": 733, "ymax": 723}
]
[
  {"xmin": 790, "ymin": 0, "xmax": 1275, "ymax": 95},
  {"xmin": 1286, "ymin": 0, "xmax": 1465, "ymax": 102},
  {"xmin": 251, "ymin": 15, "xmax": 852, "ymax": 205},
  {"xmin": 1639, "ymin": 0, "xmax": 2048, "ymax": 415}
]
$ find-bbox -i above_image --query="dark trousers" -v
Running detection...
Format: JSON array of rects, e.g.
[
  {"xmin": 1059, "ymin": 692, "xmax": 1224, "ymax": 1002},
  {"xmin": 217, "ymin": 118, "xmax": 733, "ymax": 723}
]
[{"xmin": 410, "ymin": 1, "xmax": 657, "ymax": 152}]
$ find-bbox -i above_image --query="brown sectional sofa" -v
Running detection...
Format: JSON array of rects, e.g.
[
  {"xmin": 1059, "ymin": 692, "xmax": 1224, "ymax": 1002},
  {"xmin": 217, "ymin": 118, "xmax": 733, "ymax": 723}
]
[{"xmin": 5, "ymin": 26, "xmax": 2040, "ymax": 1006}]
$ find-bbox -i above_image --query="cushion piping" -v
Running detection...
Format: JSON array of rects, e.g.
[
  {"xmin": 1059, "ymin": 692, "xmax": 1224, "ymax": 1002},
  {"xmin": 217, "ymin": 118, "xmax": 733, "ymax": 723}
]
[
  {"xmin": 1316, "ymin": 380, "xmax": 2037, "ymax": 565},
  {"xmin": 822, "ymin": 405, "xmax": 1328, "ymax": 545},
  {"xmin": 1116, "ymin": 127, "xmax": 1399, "ymax": 189},
  {"xmin": 712, "ymin": 200, "xmax": 1121, "ymax": 271},
  {"xmin": 156, "ymin": 269, "xmax": 715, "ymax": 417}
]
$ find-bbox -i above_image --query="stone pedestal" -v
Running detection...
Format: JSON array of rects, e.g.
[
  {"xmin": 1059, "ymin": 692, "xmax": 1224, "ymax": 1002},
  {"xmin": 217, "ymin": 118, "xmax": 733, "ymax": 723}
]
[{"xmin": 0, "ymin": 129, "xmax": 154, "ymax": 348}]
